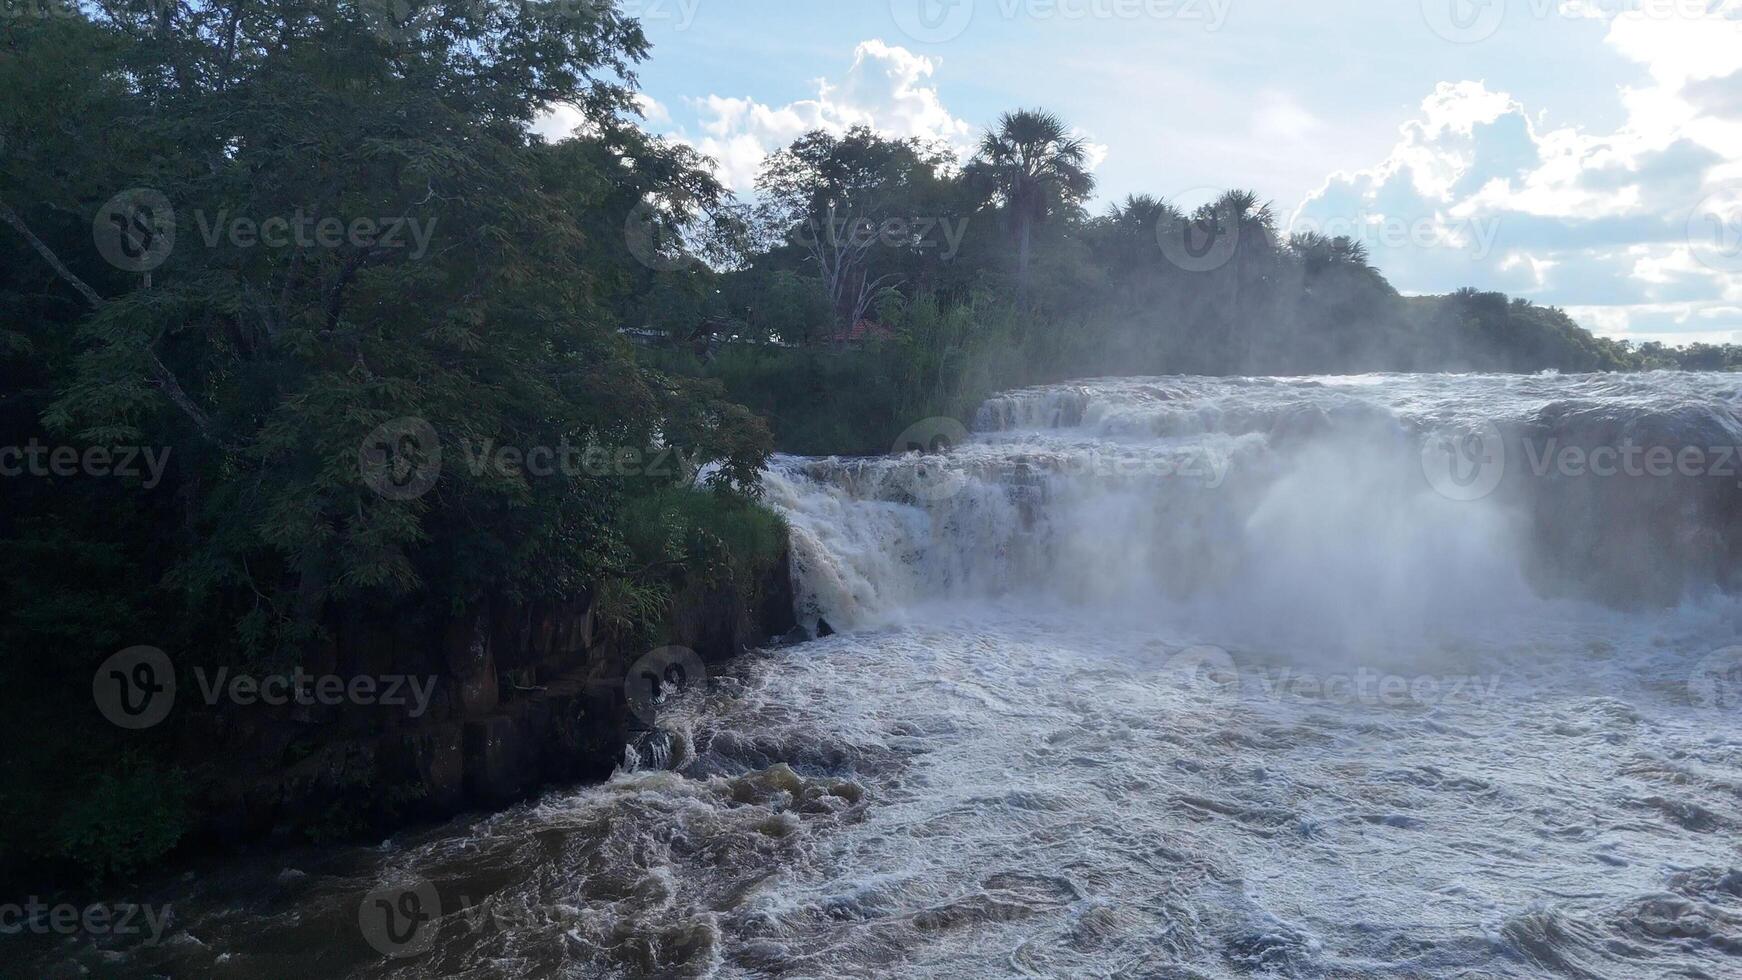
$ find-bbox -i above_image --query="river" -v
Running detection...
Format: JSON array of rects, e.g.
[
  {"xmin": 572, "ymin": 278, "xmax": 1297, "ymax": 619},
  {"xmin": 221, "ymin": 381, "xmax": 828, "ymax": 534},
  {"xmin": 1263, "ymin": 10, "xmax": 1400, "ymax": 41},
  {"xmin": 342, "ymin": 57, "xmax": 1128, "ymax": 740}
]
[{"xmin": 29, "ymin": 373, "xmax": 1742, "ymax": 978}]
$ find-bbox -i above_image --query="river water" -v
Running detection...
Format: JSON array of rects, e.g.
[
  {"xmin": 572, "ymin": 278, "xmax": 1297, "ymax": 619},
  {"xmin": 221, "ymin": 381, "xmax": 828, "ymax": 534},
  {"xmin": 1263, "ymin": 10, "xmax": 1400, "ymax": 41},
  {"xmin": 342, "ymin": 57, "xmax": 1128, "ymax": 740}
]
[{"xmin": 29, "ymin": 374, "xmax": 1742, "ymax": 978}]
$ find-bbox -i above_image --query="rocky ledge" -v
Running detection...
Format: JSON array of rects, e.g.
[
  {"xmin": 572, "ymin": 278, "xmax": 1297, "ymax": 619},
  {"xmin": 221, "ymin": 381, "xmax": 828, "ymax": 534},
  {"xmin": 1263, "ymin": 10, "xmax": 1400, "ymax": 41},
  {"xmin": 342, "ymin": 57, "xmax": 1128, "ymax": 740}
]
[{"xmin": 177, "ymin": 550, "xmax": 796, "ymax": 851}]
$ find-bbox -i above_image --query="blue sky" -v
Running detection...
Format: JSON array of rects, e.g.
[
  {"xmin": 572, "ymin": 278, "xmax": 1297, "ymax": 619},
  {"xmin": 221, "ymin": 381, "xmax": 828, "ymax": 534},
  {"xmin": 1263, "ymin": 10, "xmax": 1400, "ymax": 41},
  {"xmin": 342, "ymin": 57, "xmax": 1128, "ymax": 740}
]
[{"xmin": 541, "ymin": 0, "xmax": 1742, "ymax": 346}]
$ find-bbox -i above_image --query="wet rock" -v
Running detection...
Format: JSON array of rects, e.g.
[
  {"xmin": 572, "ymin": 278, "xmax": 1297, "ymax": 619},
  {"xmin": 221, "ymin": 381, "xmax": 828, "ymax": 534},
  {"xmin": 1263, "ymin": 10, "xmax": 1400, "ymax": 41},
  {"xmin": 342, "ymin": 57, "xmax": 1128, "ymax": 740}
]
[
  {"xmin": 183, "ymin": 546, "xmax": 797, "ymax": 854},
  {"xmin": 816, "ymin": 618, "xmax": 836, "ymax": 637}
]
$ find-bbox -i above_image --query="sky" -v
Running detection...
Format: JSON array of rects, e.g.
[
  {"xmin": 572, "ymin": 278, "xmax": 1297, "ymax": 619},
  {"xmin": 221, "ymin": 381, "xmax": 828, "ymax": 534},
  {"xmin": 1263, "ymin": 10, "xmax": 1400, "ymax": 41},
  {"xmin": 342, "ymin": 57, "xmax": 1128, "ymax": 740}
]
[{"xmin": 538, "ymin": 0, "xmax": 1742, "ymax": 347}]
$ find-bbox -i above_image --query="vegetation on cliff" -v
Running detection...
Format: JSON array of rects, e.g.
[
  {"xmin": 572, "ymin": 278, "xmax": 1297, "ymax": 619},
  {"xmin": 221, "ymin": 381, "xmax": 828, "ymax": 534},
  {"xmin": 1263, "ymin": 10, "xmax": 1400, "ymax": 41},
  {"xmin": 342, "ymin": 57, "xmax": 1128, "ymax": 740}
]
[{"xmin": 0, "ymin": 0, "xmax": 778, "ymax": 884}]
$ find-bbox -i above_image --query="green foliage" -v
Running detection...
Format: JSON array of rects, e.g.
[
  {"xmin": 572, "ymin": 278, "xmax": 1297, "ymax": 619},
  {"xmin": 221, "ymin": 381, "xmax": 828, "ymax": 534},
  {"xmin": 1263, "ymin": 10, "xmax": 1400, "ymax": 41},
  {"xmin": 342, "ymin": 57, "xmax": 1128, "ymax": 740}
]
[
  {"xmin": 51, "ymin": 761, "xmax": 190, "ymax": 882},
  {"xmin": 683, "ymin": 114, "xmax": 1683, "ymax": 456},
  {"xmin": 708, "ymin": 345, "xmax": 913, "ymax": 456},
  {"xmin": 1400, "ymin": 290, "xmax": 1635, "ymax": 372},
  {"xmin": 595, "ymin": 487, "xmax": 786, "ymax": 645},
  {"xmin": 1631, "ymin": 340, "xmax": 1742, "ymax": 371},
  {"xmin": 621, "ymin": 486, "xmax": 788, "ymax": 587},
  {"xmin": 593, "ymin": 576, "xmax": 675, "ymax": 645},
  {"xmin": 0, "ymin": 0, "xmax": 778, "ymax": 882},
  {"xmin": 1, "ymin": 3, "xmax": 1714, "ymax": 889},
  {"xmin": 965, "ymin": 109, "xmax": 1096, "ymax": 297},
  {"xmin": 754, "ymin": 126, "xmax": 968, "ymax": 333}
]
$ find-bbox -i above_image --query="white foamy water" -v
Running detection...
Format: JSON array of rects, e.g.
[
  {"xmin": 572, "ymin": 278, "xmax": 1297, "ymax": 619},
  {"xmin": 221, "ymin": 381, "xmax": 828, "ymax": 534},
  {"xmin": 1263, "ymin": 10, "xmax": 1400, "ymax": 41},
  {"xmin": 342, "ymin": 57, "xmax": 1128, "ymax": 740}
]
[{"xmin": 31, "ymin": 374, "xmax": 1742, "ymax": 978}]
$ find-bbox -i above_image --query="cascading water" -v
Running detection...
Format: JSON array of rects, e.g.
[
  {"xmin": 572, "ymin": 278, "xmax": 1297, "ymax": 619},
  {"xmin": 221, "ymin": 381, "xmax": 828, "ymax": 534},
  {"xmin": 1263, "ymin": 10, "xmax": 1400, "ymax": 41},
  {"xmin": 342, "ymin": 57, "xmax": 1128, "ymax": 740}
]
[
  {"xmin": 769, "ymin": 373, "xmax": 1742, "ymax": 642},
  {"xmin": 32, "ymin": 374, "xmax": 1742, "ymax": 979}
]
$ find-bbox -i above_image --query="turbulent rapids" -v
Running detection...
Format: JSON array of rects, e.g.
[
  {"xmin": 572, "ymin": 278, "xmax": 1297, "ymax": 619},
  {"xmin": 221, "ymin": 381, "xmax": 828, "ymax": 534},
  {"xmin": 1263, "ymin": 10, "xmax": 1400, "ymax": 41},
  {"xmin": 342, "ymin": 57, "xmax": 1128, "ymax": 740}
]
[{"xmin": 39, "ymin": 374, "xmax": 1742, "ymax": 978}]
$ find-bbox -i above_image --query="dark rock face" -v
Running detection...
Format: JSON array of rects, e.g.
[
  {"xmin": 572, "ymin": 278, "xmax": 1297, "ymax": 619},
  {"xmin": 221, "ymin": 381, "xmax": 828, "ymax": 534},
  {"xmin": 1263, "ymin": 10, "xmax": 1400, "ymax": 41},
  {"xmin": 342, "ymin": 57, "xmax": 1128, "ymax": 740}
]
[
  {"xmin": 1504, "ymin": 404, "xmax": 1742, "ymax": 607},
  {"xmin": 186, "ymin": 547, "xmax": 796, "ymax": 851}
]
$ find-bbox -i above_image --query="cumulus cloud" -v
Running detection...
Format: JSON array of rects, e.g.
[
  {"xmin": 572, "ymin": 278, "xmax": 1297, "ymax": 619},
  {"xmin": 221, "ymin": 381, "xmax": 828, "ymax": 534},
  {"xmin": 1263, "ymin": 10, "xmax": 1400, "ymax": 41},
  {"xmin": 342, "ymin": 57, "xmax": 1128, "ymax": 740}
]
[
  {"xmin": 1073, "ymin": 129, "xmax": 1111, "ymax": 173},
  {"xmin": 531, "ymin": 94, "xmax": 672, "ymax": 143},
  {"xmin": 670, "ymin": 39, "xmax": 976, "ymax": 193},
  {"xmin": 1291, "ymin": 5, "xmax": 1742, "ymax": 344}
]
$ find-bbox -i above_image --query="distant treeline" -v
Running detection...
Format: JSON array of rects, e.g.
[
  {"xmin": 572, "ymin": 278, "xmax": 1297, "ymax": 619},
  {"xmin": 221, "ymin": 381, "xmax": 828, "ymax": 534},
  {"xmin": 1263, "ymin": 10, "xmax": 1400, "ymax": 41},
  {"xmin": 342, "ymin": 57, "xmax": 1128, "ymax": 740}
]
[{"xmin": 633, "ymin": 117, "xmax": 1682, "ymax": 454}]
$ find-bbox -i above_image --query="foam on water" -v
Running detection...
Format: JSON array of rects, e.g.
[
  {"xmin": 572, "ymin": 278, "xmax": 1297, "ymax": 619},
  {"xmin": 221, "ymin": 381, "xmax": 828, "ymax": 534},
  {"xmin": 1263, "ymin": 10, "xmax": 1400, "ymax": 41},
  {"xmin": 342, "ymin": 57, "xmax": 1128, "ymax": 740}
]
[
  {"xmin": 769, "ymin": 372, "xmax": 1742, "ymax": 644},
  {"xmin": 30, "ymin": 373, "xmax": 1742, "ymax": 979}
]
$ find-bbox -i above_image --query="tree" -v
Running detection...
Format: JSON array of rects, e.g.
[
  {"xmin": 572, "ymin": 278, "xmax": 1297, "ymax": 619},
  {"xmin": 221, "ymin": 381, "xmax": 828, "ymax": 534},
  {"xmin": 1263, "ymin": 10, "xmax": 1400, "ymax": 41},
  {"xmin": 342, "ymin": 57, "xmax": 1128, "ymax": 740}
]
[
  {"xmin": 965, "ymin": 109, "xmax": 1096, "ymax": 298},
  {"xmin": 756, "ymin": 127, "xmax": 956, "ymax": 335},
  {"xmin": 0, "ymin": 0, "xmax": 776, "ymax": 877}
]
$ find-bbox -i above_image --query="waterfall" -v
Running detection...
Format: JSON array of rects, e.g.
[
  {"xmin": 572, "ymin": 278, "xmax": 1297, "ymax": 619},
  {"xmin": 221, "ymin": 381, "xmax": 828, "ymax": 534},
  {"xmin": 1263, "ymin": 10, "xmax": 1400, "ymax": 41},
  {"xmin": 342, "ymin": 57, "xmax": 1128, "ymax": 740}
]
[{"xmin": 767, "ymin": 373, "xmax": 1742, "ymax": 645}]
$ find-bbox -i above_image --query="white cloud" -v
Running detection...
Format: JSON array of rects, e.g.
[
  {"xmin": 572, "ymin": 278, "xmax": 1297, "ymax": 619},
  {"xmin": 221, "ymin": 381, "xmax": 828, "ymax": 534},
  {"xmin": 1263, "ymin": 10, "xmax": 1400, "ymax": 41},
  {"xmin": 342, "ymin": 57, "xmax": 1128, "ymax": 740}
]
[
  {"xmin": 1252, "ymin": 90, "xmax": 1323, "ymax": 143},
  {"xmin": 635, "ymin": 93, "xmax": 673, "ymax": 126},
  {"xmin": 1290, "ymin": 4, "xmax": 1742, "ymax": 344},
  {"xmin": 1563, "ymin": 303, "xmax": 1742, "ymax": 346},
  {"xmin": 531, "ymin": 103, "xmax": 589, "ymax": 143},
  {"xmin": 1074, "ymin": 129, "xmax": 1111, "ymax": 173},
  {"xmin": 530, "ymin": 94, "xmax": 671, "ymax": 143},
  {"xmin": 672, "ymin": 39, "xmax": 976, "ymax": 193}
]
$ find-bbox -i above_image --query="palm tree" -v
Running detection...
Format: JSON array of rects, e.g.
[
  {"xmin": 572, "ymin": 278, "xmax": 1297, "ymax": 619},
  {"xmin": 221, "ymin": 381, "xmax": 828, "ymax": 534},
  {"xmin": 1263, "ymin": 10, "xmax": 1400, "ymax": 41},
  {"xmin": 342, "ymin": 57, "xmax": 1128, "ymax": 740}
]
[
  {"xmin": 966, "ymin": 109, "xmax": 1096, "ymax": 297},
  {"xmin": 1203, "ymin": 190, "xmax": 1276, "ymax": 253},
  {"xmin": 1101, "ymin": 194, "xmax": 1185, "ymax": 276},
  {"xmin": 1110, "ymin": 194, "xmax": 1184, "ymax": 239},
  {"xmin": 1290, "ymin": 232, "xmax": 1373, "ymax": 274},
  {"xmin": 1199, "ymin": 190, "xmax": 1277, "ymax": 367}
]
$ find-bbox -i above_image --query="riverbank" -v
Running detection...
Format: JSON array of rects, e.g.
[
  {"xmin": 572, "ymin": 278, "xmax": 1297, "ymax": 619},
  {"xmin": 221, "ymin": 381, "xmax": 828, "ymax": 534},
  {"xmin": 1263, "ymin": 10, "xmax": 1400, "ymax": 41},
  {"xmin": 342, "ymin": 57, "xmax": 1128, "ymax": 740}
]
[
  {"xmin": 180, "ymin": 548, "xmax": 798, "ymax": 853},
  {"xmin": 2, "ymin": 495, "xmax": 795, "ymax": 897}
]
